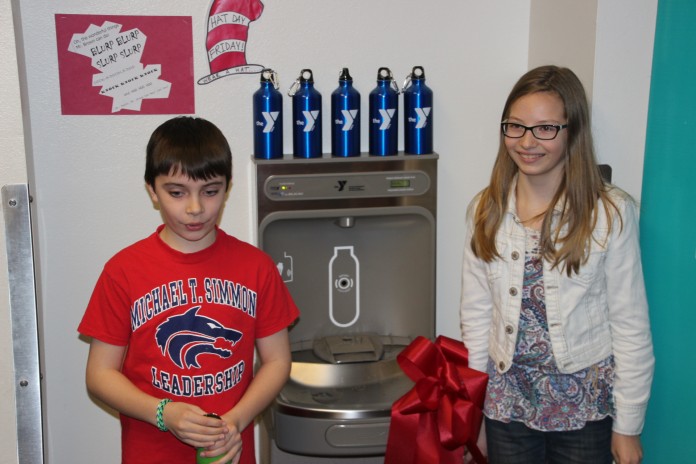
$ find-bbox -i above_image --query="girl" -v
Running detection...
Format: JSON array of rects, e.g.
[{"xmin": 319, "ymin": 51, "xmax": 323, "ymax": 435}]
[{"xmin": 460, "ymin": 66, "xmax": 653, "ymax": 464}]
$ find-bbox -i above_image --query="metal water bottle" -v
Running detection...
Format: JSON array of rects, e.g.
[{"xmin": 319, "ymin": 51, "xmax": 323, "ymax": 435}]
[
  {"xmin": 289, "ymin": 69, "xmax": 322, "ymax": 158},
  {"xmin": 403, "ymin": 66, "xmax": 433, "ymax": 155},
  {"xmin": 369, "ymin": 67, "xmax": 399, "ymax": 156},
  {"xmin": 253, "ymin": 69, "xmax": 283, "ymax": 159},
  {"xmin": 331, "ymin": 68, "xmax": 361, "ymax": 157}
]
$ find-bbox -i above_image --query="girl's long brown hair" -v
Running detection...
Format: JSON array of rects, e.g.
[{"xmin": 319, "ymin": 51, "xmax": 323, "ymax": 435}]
[{"xmin": 471, "ymin": 66, "xmax": 619, "ymax": 275}]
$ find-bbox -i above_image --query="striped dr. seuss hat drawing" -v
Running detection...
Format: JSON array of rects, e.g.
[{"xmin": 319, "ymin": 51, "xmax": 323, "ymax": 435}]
[{"xmin": 198, "ymin": 0, "xmax": 265, "ymax": 84}]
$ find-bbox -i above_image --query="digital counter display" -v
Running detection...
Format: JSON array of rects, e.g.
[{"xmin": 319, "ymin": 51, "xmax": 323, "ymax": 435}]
[{"xmin": 390, "ymin": 179, "xmax": 411, "ymax": 188}]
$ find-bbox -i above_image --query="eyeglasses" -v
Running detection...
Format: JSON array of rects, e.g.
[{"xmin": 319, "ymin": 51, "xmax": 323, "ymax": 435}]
[{"xmin": 501, "ymin": 122, "xmax": 568, "ymax": 140}]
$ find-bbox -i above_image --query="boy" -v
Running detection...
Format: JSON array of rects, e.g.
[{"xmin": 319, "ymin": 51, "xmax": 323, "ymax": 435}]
[{"xmin": 79, "ymin": 116, "xmax": 299, "ymax": 464}]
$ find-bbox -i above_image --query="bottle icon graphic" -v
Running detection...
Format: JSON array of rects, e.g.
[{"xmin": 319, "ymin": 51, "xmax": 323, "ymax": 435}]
[
  {"xmin": 328, "ymin": 246, "xmax": 360, "ymax": 328},
  {"xmin": 276, "ymin": 252, "xmax": 293, "ymax": 283}
]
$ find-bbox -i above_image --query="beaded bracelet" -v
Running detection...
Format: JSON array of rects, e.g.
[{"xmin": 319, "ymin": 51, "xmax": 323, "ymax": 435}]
[{"xmin": 156, "ymin": 398, "xmax": 172, "ymax": 432}]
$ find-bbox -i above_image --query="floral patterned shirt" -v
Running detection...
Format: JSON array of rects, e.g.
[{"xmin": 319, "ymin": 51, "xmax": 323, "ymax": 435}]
[{"xmin": 483, "ymin": 227, "xmax": 616, "ymax": 431}]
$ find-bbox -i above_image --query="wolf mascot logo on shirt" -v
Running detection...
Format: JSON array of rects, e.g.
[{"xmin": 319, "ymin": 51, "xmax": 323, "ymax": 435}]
[{"xmin": 155, "ymin": 306, "xmax": 243, "ymax": 369}]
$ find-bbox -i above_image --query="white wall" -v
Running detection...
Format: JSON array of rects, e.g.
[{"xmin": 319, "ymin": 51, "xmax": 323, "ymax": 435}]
[
  {"xmin": 593, "ymin": 0, "xmax": 658, "ymax": 201},
  {"xmin": 529, "ymin": 0, "xmax": 598, "ymax": 99},
  {"xmin": 0, "ymin": 1, "xmax": 655, "ymax": 463}
]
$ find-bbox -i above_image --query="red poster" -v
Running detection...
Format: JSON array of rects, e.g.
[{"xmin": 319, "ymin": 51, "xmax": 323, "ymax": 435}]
[{"xmin": 55, "ymin": 14, "xmax": 194, "ymax": 115}]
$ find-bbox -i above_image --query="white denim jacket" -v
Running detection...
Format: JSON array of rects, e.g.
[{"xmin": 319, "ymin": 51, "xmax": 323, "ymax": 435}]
[{"xmin": 460, "ymin": 181, "xmax": 654, "ymax": 436}]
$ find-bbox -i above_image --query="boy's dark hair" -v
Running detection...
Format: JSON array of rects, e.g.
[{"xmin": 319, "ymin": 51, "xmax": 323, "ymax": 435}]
[{"xmin": 144, "ymin": 116, "xmax": 232, "ymax": 188}]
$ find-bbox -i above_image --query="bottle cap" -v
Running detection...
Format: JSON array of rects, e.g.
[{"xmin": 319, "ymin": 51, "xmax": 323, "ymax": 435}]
[
  {"xmin": 339, "ymin": 67, "xmax": 353, "ymax": 82},
  {"xmin": 299, "ymin": 69, "xmax": 314, "ymax": 84},
  {"xmin": 288, "ymin": 69, "xmax": 313, "ymax": 96},
  {"xmin": 376, "ymin": 67, "xmax": 399, "ymax": 93},
  {"xmin": 403, "ymin": 66, "xmax": 426, "ymax": 91},
  {"xmin": 410, "ymin": 66, "xmax": 426, "ymax": 80},
  {"xmin": 260, "ymin": 68, "xmax": 273, "ymax": 82},
  {"xmin": 376, "ymin": 67, "xmax": 393, "ymax": 81},
  {"xmin": 260, "ymin": 69, "xmax": 280, "ymax": 89}
]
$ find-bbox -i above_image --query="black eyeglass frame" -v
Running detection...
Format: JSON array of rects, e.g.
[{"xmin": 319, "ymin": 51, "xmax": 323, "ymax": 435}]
[{"xmin": 500, "ymin": 122, "xmax": 568, "ymax": 140}]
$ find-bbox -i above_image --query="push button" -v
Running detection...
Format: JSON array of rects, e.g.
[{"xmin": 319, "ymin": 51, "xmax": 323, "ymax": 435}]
[{"xmin": 326, "ymin": 423, "xmax": 390, "ymax": 448}]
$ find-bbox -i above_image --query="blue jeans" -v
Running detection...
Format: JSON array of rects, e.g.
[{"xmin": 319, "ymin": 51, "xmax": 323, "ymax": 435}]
[{"xmin": 485, "ymin": 417, "xmax": 613, "ymax": 464}]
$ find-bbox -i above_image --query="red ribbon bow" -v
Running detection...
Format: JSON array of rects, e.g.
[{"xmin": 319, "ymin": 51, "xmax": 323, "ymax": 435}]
[{"xmin": 385, "ymin": 335, "xmax": 488, "ymax": 464}]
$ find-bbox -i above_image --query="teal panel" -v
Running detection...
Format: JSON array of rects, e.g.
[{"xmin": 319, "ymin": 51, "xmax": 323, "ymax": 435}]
[{"xmin": 640, "ymin": 1, "xmax": 696, "ymax": 462}]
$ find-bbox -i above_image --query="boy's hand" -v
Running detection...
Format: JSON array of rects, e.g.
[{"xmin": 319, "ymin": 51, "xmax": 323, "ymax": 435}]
[
  {"xmin": 163, "ymin": 402, "xmax": 228, "ymax": 448},
  {"xmin": 197, "ymin": 412, "xmax": 243, "ymax": 464}
]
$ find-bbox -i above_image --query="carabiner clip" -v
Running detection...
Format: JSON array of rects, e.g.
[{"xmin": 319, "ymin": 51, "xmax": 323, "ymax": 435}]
[
  {"xmin": 402, "ymin": 74, "xmax": 412, "ymax": 92},
  {"xmin": 287, "ymin": 78, "xmax": 300, "ymax": 97},
  {"xmin": 269, "ymin": 70, "xmax": 280, "ymax": 90}
]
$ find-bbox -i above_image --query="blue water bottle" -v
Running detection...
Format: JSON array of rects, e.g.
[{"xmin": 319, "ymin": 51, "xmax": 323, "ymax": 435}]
[
  {"xmin": 369, "ymin": 67, "xmax": 399, "ymax": 156},
  {"xmin": 289, "ymin": 69, "xmax": 322, "ymax": 158},
  {"xmin": 253, "ymin": 68, "xmax": 283, "ymax": 159},
  {"xmin": 331, "ymin": 68, "xmax": 361, "ymax": 157},
  {"xmin": 403, "ymin": 66, "xmax": 433, "ymax": 155}
]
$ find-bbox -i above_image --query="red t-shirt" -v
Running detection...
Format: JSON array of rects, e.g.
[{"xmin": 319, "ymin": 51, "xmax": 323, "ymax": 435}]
[{"xmin": 79, "ymin": 226, "xmax": 299, "ymax": 463}]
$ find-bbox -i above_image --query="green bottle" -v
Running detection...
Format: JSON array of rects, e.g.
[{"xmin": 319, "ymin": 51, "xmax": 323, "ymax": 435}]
[
  {"xmin": 196, "ymin": 413, "xmax": 227, "ymax": 464},
  {"xmin": 196, "ymin": 448, "xmax": 225, "ymax": 464}
]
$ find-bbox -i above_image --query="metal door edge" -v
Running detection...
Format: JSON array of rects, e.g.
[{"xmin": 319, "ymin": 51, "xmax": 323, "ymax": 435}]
[{"xmin": 2, "ymin": 183, "xmax": 45, "ymax": 463}]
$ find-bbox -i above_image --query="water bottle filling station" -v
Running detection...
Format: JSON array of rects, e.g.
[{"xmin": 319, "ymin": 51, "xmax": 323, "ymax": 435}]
[{"xmin": 254, "ymin": 153, "xmax": 437, "ymax": 459}]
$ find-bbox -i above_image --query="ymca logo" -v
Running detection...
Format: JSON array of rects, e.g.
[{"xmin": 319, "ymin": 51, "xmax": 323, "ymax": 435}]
[
  {"xmin": 261, "ymin": 111, "xmax": 279, "ymax": 133},
  {"xmin": 155, "ymin": 306, "xmax": 242, "ymax": 369},
  {"xmin": 339, "ymin": 109, "xmax": 358, "ymax": 131},
  {"xmin": 302, "ymin": 110, "xmax": 320, "ymax": 132},
  {"xmin": 414, "ymin": 107, "xmax": 431, "ymax": 129},
  {"xmin": 378, "ymin": 108, "xmax": 395, "ymax": 130}
]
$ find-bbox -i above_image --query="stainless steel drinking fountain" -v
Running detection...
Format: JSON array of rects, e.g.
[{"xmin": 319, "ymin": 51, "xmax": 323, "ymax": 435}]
[{"xmin": 254, "ymin": 153, "xmax": 437, "ymax": 461}]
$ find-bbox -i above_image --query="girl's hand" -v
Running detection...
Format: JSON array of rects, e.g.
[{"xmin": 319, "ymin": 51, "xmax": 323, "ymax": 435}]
[
  {"xmin": 612, "ymin": 432, "xmax": 643, "ymax": 464},
  {"xmin": 464, "ymin": 424, "xmax": 487, "ymax": 464},
  {"xmin": 162, "ymin": 402, "xmax": 227, "ymax": 448}
]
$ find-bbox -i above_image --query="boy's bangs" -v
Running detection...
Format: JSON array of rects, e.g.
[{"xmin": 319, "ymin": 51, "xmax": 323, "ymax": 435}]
[
  {"xmin": 151, "ymin": 132, "xmax": 231, "ymax": 184},
  {"xmin": 163, "ymin": 146, "xmax": 229, "ymax": 182}
]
